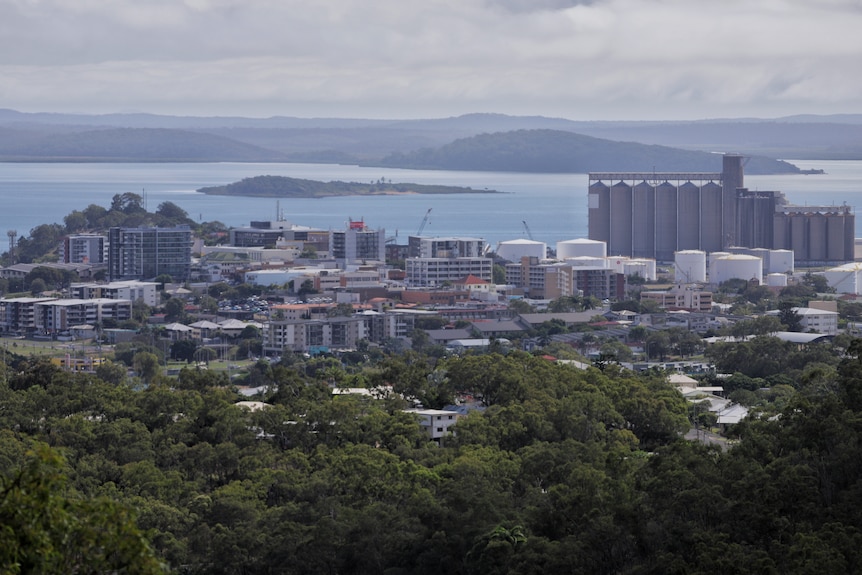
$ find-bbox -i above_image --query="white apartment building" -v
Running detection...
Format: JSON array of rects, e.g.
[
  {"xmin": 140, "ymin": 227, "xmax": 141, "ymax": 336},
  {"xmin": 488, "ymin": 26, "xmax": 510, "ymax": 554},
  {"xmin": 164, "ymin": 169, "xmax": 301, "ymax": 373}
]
[
  {"xmin": 71, "ymin": 280, "xmax": 159, "ymax": 307},
  {"xmin": 408, "ymin": 236, "xmax": 487, "ymax": 259},
  {"xmin": 405, "ymin": 257, "xmax": 492, "ymax": 287},
  {"xmin": 60, "ymin": 234, "xmax": 108, "ymax": 264}
]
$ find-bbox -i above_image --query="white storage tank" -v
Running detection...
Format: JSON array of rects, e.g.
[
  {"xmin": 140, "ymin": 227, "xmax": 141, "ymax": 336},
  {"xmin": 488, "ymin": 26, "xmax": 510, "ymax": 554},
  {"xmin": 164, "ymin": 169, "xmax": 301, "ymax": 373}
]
[
  {"xmin": 711, "ymin": 254, "xmax": 763, "ymax": 285},
  {"xmin": 825, "ymin": 263, "xmax": 862, "ymax": 294},
  {"xmin": 708, "ymin": 251, "xmax": 731, "ymax": 270},
  {"xmin": 557, "ymin": 238, "xmax": 607, "ymax": 259},
  {"xmin": 766, "ymin": 273, "xmax": 788, "ymax": 287},
  {"xmin": 565, "ymin": 256, "xmax": 609, "ymax": 268},
  {"xmin": 623, "ymin": 262, "xmax": 648, "ymax": 280},
  {"xmin": 496, "ymin": 239, "xmax": 547, "ymax": 262},
  {"xmin": 630, "ymin": 258, "xmax": 657, "ymax": 280},
  {"xmin": 769, "ymin": 249, "xmax": 795, "ymax": 274},
  {"xmin": 674, "ymin": 250, "xmax": 707, "ymax": 283}
]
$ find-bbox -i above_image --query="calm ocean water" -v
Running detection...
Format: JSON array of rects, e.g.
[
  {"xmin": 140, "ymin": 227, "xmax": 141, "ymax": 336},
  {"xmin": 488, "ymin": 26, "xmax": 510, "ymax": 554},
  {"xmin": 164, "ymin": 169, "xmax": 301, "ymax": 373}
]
[{"xmin": 0, "ymin": 160, "xmax": 859, "ymax": 248}]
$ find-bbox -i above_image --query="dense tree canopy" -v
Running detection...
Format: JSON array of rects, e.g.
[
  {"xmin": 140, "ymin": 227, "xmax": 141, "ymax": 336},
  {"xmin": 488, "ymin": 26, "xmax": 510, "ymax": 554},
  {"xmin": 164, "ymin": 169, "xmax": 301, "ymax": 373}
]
[{"xmin": 1, "ymin": 340, "xmax": 862, "ymax": 573}]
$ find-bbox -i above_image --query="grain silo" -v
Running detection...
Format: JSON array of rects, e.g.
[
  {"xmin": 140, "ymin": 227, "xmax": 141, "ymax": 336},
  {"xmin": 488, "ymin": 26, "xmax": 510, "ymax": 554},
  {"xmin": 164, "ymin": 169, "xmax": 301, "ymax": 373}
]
[
  {"xmin": 674, "ymin": 250, "xmax": 707, "ymax": 283},
  {"xmin": 655, "ymin": 181, "xmax": 678, "ymax": 261},
  {"xmin": 826, "ymin": 213, "xmax": 848, "ymax": 262},
  {"xmin": 700, "ymin": 181, "xmax": 723, "ymax": 252},
  {"xmin": 496, "ymin": 239, "xmax": 547, "ymax": 262},
  {"xmin": 557, "ymin": 238, "xmax": 607, "ymax": 259},
  {"xmin": 790, "ymin": 214, "xmax": 808, "ymax": 259},
  {"xmin": 677, "ymin": 182, "xmax": 701, "ymax": 250},
  {"xmin": 609, "ymin": 181, "xmax": 633, "ymax": 256},
  {"xmin": 711, "ymin": 254, "xmax": 763, "ymax": 285},
  {"xmin": 808, "ymin": 213, "xmax": 827, "ymax": 261},
  {"xmin": 588, "ymin": 181, "xmax": 611, "ymax": 245},
  {"xmin": 632, "ymin": 181, "xmax": 655, "ymax": 259}
]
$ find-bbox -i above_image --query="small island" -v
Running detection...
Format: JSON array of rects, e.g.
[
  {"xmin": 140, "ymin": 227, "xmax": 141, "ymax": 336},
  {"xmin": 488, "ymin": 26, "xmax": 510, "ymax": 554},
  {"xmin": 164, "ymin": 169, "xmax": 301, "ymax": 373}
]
[{"xmin": 197, "ymin": 175, "xmax": 500, "ymax": 197}]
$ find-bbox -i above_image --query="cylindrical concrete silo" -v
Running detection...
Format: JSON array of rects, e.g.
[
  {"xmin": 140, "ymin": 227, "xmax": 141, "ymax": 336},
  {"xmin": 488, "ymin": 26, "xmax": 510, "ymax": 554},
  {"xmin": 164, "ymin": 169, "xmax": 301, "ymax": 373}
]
[
  {"xmin": 809, "ymin": 213, "xmax": 827, "ymax": 261},
  {"xmin": 496, "ymin": 239, "xmax": 547, "ymax": 262},
  {"xmin": 826, "ymin": 214, "xmax": 846, "ymax": 262},
  {"xmin": 655, "ymin": 181, "xmax": 678, "ymax": 261},
  {"xmin": 711, "ymin": 254, "xmax": 763, "ymax": 285},
  {"xmin": 677, "ymin": 181, "xmax": 701, "ymax": 250},
  {"xmin": 632, "ymin": 181, "xmax": 655, "ymax": 259},
  {"xmin": 700, "ymin": 181, "xmax": 723, "ymax": 252},
  {"xmin": 609, "ymin": 181, "xmax": 633, "ymax": 256},
  {"xmin": 773, "ymin": 213, "xmax": 789, "ymax": 252},
  {"xmin": 766, "ymin": 273, "xmax": 788, "ymax": 287},
  {"xmin": 674, "ymin": 250, "xmax": 707, "ymax": 283},
  {"xmin": 557, "ymin": 238, "xmax": 607, "ymax": 259},
  {"xmin": 790, "ymin": 214, "xmax": 808, "ymax": 260},
  {"xmin": 588, "ymin": 181, "xmax": 611, "ymax": 244}
]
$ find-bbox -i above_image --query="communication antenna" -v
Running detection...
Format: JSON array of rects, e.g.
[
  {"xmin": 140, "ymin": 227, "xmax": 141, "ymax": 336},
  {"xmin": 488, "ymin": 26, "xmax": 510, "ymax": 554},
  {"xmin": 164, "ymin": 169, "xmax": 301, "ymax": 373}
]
[{"xmin": 6, "ymin": 230, "xmax": 16, "ymax": 263}]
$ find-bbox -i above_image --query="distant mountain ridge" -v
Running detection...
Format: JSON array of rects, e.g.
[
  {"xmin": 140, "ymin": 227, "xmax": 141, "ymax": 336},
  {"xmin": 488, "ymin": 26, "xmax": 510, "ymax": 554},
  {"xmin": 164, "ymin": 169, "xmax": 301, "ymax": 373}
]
[{"xmin": 1, "ymin": 108, "xmax": 859, "ymax": 169}]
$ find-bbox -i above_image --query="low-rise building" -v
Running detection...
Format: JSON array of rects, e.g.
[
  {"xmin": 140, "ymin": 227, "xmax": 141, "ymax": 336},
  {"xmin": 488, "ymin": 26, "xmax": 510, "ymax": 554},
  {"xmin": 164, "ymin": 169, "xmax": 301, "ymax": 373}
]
[
  {"xmin": 406, "ymin": 257, "xmax": 493, "ymax": 287},
  {"xmin": 71, "ymin": 280, "xmax": 159, "ymax": 307},
  {"xmin": 405, "ymin": 408, "xmax": 462, "ymax": 441},
  {"xmin": 640, "ymin": 285, "xmax": 714, "ymax": 312}
]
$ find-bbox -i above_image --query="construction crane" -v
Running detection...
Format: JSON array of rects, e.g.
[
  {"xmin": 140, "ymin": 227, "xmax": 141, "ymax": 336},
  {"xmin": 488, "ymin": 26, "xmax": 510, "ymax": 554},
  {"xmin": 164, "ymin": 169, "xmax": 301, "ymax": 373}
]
[
  {"xmin": 522, "ymin": 220, "xmax": 534, "ymax": 240},
  {"xmin": 417, "ymin": 208, "xmax": 432, "ymax": 235}
]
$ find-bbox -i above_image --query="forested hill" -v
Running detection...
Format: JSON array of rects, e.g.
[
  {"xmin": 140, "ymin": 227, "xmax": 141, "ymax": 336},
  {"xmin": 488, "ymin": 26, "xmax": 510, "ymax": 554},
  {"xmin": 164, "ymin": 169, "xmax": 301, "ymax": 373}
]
[
  {"xmin": 373, "ymin": 129, "xmax": 803, "ymax": 174},
  {"xmin": 197, "ymin": 175, "xmax": 498, "ymax": 197},
  {"xmin": 0, "ymin": 127, "xmax": 286, "ymax": 162}
]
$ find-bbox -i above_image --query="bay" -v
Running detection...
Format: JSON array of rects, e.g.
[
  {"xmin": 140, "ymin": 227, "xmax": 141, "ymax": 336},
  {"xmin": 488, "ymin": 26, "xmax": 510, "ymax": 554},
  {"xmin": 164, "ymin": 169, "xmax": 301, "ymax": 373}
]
[{"xmin": 0, "ymin": 160, "xmax": 859, "ymax": 250}]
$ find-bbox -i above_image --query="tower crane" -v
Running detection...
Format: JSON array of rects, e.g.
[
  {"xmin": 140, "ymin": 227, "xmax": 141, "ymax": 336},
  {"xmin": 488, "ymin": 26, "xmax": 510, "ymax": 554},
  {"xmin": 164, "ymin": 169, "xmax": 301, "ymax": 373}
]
[
  {"xmin": 417, "ymin": 208, "xmax": 432, "ymax": 235},
  {"xmin": 522, "ymin": 220, "xmax": 534, "ymax": 240}
]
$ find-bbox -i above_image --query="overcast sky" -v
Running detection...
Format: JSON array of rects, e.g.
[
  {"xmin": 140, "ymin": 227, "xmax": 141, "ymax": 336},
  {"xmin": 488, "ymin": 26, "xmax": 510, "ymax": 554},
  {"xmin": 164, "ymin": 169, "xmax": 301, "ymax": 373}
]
[{"xmin": 3, "ymin": 0, "xmax": 862, "ymax": 120}]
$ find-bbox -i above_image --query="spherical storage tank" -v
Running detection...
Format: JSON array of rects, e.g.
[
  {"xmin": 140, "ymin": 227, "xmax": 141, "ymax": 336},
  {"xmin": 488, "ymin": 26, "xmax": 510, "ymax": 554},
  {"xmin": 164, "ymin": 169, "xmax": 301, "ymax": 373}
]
[
  {"xmin": 710, "ymin": 255, "xmax": 763, "ymax": 285},
  {"xmin": 766, "ymin": 273, "xmax": 788, "ymax": 287},
  {"xmin": 674, "ymin": 250, "xmax": 707, "ymax": 283},
  {"xmin": 496, "ymin": 239, "xmax": 546, "ymax": 262},
  {"xmin": 557, "ymin": 238, "xmax": 607, "ymax": 259}
]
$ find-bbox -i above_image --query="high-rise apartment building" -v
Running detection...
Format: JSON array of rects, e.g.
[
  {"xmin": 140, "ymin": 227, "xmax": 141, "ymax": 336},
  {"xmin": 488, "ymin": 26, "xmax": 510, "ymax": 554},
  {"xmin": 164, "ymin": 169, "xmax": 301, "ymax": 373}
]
[
  {"xmin": 108, "ymin": 226, "xmax": 192, "ymax": 281},
  {"xmin": 59, "ymin": 234, "xmax": 108, "ymax": 264},
  {"xmin": 330, "ymin": 221, "xmax": 386, "ymax": 266}
]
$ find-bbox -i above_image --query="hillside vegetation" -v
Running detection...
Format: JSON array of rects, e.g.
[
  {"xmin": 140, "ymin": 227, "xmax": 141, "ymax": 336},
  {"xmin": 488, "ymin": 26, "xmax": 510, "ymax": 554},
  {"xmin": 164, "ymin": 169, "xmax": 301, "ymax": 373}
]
[
  {"xmin": 374, "ymin": 129, "xmax": 803, "ymax": 174},
  {"xmin": 197, "ymin": 175, "xmax": 499, "ymax": 197},
  {"xmin": 4, "ymin": 344, "xmax": 862, "ymax": 573}
]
